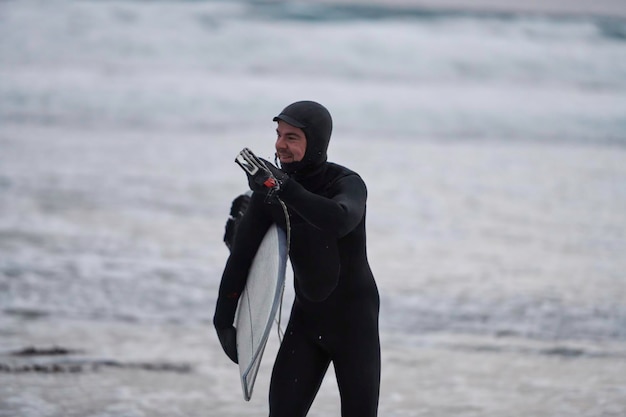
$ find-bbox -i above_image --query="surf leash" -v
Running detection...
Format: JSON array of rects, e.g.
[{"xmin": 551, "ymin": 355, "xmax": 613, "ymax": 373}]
[{"xmin": 275, "ymin": 196, "xmax": 290, "ymax": 343}]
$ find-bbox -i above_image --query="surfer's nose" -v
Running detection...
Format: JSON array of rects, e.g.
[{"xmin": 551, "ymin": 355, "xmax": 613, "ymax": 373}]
[{"xmin": 275, "ymin": 135, "xmax": 287, "ymax": 150}]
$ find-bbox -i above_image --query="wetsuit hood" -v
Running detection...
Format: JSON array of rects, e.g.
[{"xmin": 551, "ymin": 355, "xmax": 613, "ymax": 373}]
[{"xmin": 273, "ymin": 101, "xmax": 332, "ymax": 175}]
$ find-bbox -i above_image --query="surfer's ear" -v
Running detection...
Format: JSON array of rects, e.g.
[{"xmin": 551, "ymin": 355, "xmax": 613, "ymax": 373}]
[{"xmin": 216, "ymin": 326, "xmax": 238, "ymax": 364}]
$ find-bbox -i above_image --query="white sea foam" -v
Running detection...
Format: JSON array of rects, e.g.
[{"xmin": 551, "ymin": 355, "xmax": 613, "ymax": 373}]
[{"xmin": 1, "ymin": 0, "xmax": 625, "ymax": 141}]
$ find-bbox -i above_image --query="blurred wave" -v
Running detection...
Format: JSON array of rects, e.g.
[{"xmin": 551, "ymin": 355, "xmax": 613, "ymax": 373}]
[{"xmin": 1, "ymin": 0, "xmax": 625, "ymax": 143}]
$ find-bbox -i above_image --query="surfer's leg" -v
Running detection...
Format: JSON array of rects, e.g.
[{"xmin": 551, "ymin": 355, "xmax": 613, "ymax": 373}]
[
  {"xmin": 333, "ymin": 322, "xmax": 381, "ymax": 417},
  {"xmin": 269, "ymin": 326, "xmax": 330, "ymax": 417}
]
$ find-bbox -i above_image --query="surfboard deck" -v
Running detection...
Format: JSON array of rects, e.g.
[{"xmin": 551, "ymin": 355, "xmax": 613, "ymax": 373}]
[{"xmin": 235, "ymin": 223, "xmax": 288, "ymax": 401}]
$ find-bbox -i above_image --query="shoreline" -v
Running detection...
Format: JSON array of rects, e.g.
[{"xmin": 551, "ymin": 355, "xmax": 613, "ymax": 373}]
[{"xmin": 2, "ymin": 317, "xmax": 626, "ymax": 417}]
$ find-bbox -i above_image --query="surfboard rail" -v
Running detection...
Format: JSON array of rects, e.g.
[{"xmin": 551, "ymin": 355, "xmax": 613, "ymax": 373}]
[{"xmin": 235, "ymin": 223, "xmax": 288, "ymax": 401}]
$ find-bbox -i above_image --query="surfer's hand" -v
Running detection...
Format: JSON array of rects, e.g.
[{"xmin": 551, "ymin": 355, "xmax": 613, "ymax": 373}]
[
  {"xmin": 235, "ymin": 148, "xmax": 288, "ymax": 194},
  {"xmin": 216, "ymin": 326, "xmax": 238, "ymax": 364}
]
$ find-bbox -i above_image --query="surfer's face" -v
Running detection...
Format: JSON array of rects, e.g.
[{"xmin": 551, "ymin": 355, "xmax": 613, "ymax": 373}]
[{"xmin": 275, "ymin": 121, "xmax": 307, "ymax": 163}]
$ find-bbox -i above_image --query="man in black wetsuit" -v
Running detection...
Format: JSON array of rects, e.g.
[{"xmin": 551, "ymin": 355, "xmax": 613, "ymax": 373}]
[{"xmin": 214, "ymin": 101, "xmax": 380, "ymax": 416}]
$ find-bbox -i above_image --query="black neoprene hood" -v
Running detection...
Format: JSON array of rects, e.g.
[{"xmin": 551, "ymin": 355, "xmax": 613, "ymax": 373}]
[{"xmin": 273, "ymin": 101, "xmax": 333, "ymax": 174}]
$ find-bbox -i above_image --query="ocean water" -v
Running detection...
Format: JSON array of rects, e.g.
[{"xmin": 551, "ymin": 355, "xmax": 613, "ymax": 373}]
[{"xmin": 1, "ymin": 1, "xmax": 626, "ymax": 416}]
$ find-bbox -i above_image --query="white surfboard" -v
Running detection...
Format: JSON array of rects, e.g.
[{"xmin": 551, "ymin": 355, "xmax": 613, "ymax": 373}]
[{"xmin": 235, "ymin": 223, "xmax": 288, "ymax": 401}]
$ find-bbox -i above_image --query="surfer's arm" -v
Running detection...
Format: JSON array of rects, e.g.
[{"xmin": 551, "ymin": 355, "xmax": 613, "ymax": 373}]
[
  {"xmin": 278, "ymin": 174, "xmax": 366, "ymax": 238},
  {"xmin": 214, "ymin": 195, "xmax": 272, "ymax": 329}
]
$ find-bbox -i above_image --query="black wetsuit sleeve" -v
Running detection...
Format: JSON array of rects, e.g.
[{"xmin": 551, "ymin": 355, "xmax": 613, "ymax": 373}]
[
  {"xmin": 278, "ymin": 174, "xmax": 366, "ymax": 238},
  {"xmin": 213, "ymin": 193, "xmax": 272, "ymax": 329}
]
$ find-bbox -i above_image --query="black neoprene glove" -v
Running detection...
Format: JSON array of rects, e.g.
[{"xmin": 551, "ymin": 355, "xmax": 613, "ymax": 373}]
[
  {"xmin": 215, "ymin": 325, "xmax": 238, "ymax": 364},
  {"xmin": 223, "ymin": 193, "xmax": 251, "ymax": 250},
  {"xmin": 235, "ymin": 148, "xmax": 288, "ymax": 195},
  {"xmin": 214, "ymin": 297, "xmax": 239, "ymax": 364}
]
